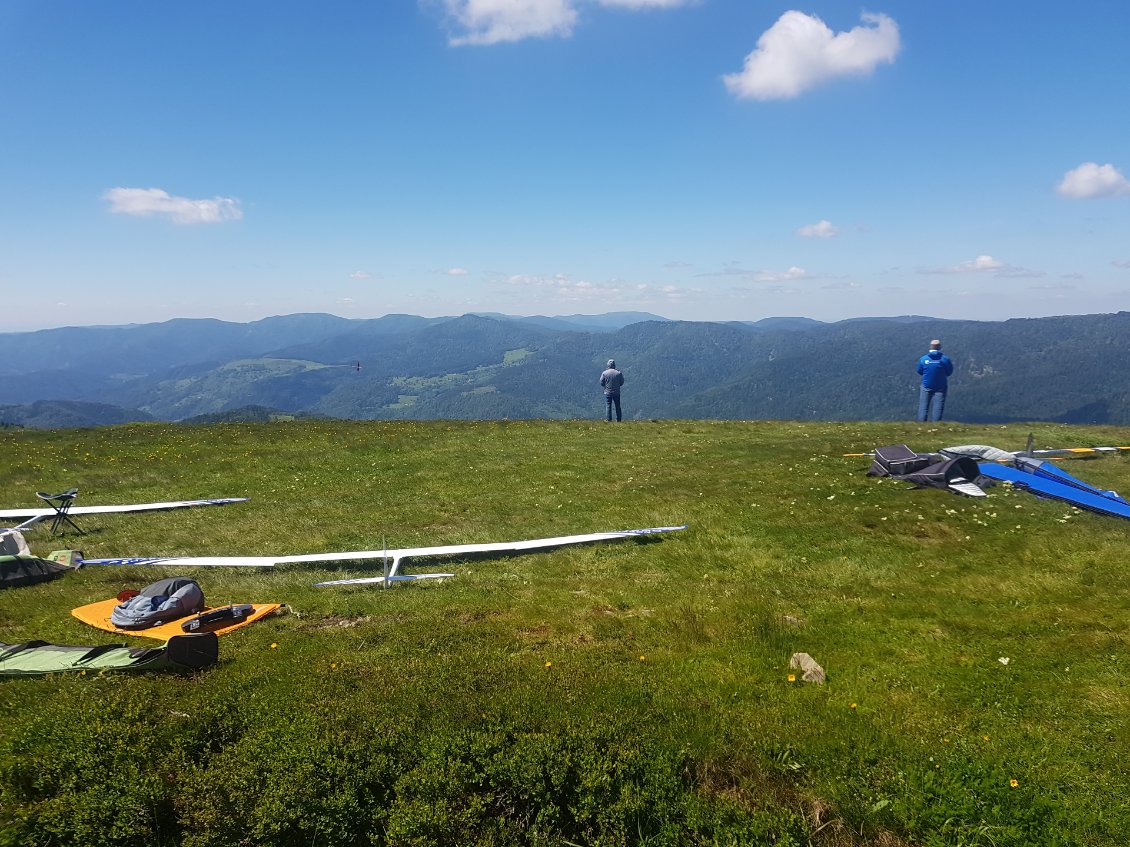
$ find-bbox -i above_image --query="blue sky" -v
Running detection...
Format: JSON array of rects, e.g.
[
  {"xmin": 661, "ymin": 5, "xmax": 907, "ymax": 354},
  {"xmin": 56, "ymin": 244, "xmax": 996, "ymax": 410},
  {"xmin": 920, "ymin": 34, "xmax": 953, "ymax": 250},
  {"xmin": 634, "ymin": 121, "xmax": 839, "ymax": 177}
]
[{"xmin": 2, "ymin": 1, "xmax": 1128, "ymax": 332}]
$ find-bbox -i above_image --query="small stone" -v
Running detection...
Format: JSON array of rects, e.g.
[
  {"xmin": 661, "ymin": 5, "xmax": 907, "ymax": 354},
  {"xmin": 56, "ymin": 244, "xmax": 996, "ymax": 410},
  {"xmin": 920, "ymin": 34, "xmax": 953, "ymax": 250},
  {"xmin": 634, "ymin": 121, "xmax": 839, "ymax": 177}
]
[{"xmin": 789, "ymin": 652, "xmax": 826, "ymax": 684}]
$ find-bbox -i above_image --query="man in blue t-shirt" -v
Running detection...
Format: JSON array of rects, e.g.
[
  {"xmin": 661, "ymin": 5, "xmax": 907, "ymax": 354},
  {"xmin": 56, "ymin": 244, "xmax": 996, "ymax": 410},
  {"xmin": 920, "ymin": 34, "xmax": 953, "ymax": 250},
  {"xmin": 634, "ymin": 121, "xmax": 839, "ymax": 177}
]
[{"xmin": 916, "ymin": 339, "xmax": 954, "ymax": 422}]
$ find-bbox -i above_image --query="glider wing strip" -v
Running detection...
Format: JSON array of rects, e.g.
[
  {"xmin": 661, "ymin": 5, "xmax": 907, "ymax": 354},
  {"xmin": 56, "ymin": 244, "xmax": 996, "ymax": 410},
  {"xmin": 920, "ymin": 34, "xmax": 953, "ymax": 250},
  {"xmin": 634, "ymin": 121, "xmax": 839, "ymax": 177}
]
[
  {"xmin": 1029, "ymin": 446, "xmax": 1130, "ymax": 456},
  {"xmin": 78, "ymin": 526, "xmax": 689, "ymax": 578},
  {"xmin": 0, "ymin": 497, "xmax": 249, "ymax": 523},
  {"xmin": 80, "ymin": 555, "xmax": 280, "ymax": 568},
  {"xmin": 314, "ymin": 525, "xmax": 688, "ymax": 587}
]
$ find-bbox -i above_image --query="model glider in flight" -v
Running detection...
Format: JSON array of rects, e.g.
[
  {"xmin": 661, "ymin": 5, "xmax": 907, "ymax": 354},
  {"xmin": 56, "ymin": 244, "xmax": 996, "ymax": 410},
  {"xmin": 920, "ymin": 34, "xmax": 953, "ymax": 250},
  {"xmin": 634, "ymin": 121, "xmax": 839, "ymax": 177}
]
[
  {"xmin": 71, "ymin": 525, "xmax": 688, "ymax": 587},
  {"xmin": 0, "ymin": 496, "xmax": 250, "ymax": 532}
]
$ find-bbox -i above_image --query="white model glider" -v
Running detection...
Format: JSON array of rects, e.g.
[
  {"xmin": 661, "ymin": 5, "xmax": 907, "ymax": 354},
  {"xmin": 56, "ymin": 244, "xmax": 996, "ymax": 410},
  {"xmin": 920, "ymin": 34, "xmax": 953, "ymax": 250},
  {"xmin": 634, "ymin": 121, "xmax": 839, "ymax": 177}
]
[
  {"xmin": 0, "ymin": 497, "xmax": 250, "ymax": 531},
  {"xmin": 74, "ymin": 525, "xmax": 688, "ymax": 587}
]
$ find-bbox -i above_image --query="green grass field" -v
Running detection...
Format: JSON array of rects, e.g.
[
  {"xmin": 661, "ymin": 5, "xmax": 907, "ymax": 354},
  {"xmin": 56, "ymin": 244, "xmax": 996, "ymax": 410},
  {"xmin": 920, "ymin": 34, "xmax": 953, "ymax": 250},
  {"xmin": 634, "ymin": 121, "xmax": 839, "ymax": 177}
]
[{"xmin": 2, "ymin": 419, "xmax": 1128, "ymax": 846}]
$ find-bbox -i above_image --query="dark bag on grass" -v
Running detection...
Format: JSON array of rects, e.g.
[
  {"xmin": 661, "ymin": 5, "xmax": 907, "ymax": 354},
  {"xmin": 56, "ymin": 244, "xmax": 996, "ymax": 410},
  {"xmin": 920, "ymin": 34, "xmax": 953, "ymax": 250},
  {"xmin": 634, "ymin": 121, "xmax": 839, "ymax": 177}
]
[
  {"xmin": 867, "ymin": 444, "xmax": 934, "ymax": 477},
  {"xmin": 896, "ymin": 456, "xmax": 981, "ymax": 491},
  {"xmin": 182, "ymin": 604, "xmax": 254, "ymax": 632},
  {"xmin": 867, "ymin": 445, "xmax": 982, "ymax": 493},
  {"xmin": 110, "ymin": 576, "xmax": 205, "ymax": 629}
]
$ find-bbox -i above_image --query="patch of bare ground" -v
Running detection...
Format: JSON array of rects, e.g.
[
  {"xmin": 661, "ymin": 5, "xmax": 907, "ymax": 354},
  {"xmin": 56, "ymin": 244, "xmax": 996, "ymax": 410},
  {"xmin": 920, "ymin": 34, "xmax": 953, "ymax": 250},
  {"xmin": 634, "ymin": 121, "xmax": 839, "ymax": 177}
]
[{"xmin": 693, "ymin": 756, "xmax": 912, "ymax": 847}]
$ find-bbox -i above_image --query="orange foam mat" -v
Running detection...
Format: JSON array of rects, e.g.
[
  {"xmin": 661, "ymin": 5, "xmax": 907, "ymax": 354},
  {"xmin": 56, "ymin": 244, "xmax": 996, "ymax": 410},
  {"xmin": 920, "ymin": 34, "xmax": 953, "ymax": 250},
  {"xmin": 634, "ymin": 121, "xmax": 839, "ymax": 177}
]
[{"xmin": 71, "ymin": 598, "xmax": 281, "ymax": 640}]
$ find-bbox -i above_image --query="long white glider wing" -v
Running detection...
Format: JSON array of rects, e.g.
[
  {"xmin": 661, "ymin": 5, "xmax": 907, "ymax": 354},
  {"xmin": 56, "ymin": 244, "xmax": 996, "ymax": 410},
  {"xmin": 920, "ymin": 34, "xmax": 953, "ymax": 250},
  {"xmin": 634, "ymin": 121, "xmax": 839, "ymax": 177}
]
[
  {"xmin": 1028, "ymin": 446, "xmax": 1130, "ymax": 456},
  {"xmin": 0, "ymin": 497, "xmax": 249, "ymax": 524},
  {"xmin": 77, "ymin": 526, "xmax": 688, "ymax": 579},
  {"xmin": 315, "ymin": 525, "xmax": 688, "ymax": 586}
]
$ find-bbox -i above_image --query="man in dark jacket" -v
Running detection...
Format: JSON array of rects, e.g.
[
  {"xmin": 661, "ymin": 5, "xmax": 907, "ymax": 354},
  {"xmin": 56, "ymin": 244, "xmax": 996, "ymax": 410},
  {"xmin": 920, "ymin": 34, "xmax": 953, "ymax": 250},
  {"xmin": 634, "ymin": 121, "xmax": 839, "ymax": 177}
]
[
  {"xmin": 916, "ymin": 339, "xmax": 954, "ymax": 422},
  {"xmin": 600, "ymin": 359, "xmax": 625, "ymax": 422}
]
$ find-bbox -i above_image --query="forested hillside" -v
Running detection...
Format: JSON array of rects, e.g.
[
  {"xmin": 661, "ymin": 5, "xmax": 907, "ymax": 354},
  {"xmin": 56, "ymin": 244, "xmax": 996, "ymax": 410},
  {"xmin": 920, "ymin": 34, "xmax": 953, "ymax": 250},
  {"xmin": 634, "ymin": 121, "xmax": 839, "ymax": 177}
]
[{"xmin": 2, "ymin": 311, "xmax": 1129, "ymax": 426}]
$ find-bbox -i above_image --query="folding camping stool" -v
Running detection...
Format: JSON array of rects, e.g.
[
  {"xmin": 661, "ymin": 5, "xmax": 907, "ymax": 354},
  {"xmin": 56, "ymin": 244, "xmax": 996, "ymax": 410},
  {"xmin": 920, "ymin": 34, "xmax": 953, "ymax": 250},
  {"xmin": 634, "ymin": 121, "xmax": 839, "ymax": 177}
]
[{"xmin": 35, "ymin": 488, "xmax": 84, "ymax": 536}]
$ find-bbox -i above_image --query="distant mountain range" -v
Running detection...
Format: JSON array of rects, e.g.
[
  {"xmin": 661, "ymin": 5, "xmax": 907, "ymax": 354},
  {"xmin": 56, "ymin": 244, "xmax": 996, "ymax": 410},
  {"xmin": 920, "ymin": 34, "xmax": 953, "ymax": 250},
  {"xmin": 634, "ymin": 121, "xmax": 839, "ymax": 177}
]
[{"xmin": 2, "ymin": 310, "xmax": 1128, "ymax": 427}]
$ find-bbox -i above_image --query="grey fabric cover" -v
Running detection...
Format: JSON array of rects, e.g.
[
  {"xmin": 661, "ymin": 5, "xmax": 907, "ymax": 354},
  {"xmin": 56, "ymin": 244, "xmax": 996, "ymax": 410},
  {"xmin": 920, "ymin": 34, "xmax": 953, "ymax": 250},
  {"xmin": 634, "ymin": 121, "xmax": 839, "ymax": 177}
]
[
  {"xmin": 939, "ymin": 444, "xmax": 1016, "ymax": 463},
  {"xmin": 110, "ymin": 576, "xmax": 205, "ymax": 629}
]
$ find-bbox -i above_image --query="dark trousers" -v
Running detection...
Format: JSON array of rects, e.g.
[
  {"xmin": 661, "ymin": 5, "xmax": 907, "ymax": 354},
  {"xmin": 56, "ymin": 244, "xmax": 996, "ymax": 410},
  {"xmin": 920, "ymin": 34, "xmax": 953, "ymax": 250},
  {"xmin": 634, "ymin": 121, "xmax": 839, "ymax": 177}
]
[{"xmin": 605, "ymin": 393, "xmax": 622, "ymax": 422}]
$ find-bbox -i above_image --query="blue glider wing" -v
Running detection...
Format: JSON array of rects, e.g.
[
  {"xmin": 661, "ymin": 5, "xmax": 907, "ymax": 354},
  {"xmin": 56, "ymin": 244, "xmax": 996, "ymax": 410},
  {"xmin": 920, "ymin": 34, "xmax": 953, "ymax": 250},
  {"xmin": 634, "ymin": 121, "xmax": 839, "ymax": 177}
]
[{"xmin": 977, "ymin": 463, "xmax": 1130, "ymax": 520}]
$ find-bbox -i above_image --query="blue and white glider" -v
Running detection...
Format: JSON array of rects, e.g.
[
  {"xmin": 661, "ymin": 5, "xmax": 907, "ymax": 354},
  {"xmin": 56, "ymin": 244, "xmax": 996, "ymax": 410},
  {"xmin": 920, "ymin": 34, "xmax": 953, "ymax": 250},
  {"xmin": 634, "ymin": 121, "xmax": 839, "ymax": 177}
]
[{"xmin": 75, "ymin": 526, "xmax": 689, "ymax": 588}]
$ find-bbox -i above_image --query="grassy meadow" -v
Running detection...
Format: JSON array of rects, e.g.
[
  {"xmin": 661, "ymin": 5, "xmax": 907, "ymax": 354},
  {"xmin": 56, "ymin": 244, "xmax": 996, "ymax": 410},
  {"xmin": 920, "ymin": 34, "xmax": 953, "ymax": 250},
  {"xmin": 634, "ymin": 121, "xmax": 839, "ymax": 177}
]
[{"xmin": 1, "ymin": 418, "xmax": 1128, "ymax": 846}]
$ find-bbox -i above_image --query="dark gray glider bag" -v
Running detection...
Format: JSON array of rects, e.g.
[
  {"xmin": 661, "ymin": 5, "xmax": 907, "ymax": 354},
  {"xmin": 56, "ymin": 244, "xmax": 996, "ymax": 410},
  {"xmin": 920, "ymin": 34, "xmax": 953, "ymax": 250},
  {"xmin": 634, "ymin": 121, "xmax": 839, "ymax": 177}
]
[{"xmin": 867, "ymin": 445, "xmax": 983, "ymax": 492}]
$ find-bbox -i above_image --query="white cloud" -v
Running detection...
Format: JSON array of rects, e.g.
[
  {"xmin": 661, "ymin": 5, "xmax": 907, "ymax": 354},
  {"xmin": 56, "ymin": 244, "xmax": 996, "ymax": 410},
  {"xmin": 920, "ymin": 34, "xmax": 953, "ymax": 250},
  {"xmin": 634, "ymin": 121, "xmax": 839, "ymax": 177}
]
[
  {"xmin": 695, "ymin": 263, "xmax": 812, "ymax": 282},
  {"xmin": 995, "ymin": 266, "xmax": 1045, "ymax": 279},
  {"xmin": 922, "ymin": 255, "xmax": 1018, "ymax": 275},
  {"xmin": 598, "ymin": 0, "xmax": 692, "ymax": 8},
  {"xmin": 444, "ymin": 0, "xmax": 577, "ymax": 45},
  {"xmin": 723, "ymin": 11, "xmax": 900, "ymax": 101},
  {"xmin": 103, "ymin": 187, "xmax": 242, "ymax": 224},
  {"xmin": 349, "ymin": 271, "xmax": 374, "ymax": 280},
  {"xmin": 755, "ymin": 266, "xmax": 808, "ymax": 282},
  {"xmin": 1056, "ymin": 162, "xmax": 1130, "ymax": 198},
  {"xmin": 796, "ymin": 219, "xmax": 839, "ymax": 238},
  {"xmin": 441, "ymin": 0, "xmax": 692, "ymax": 45},
  {"xmin": 957, "ymin": 255, "xmax": 1004, "ymax": 272},
  {"xmin": 505, "ymin": 272, "xmax": 576, "ymax": 288},
  {"xmin": 446, "ymin": 267, "xmax": 469, "ymax": 275},
  {"xmin": 1113, "ymin": 259, "xmax": 1130, "ymax": 269},
  {"xmin": 500, "ymin": 271, "xmax": 690, "ymax": 303}
]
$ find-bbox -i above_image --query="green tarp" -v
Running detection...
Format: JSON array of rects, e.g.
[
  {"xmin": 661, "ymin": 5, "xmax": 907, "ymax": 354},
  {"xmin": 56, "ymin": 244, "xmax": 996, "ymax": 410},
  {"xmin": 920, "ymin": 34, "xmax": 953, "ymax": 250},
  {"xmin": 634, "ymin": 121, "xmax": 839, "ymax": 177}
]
[{"xmin": 0, "ymin": 633, "xmax": 218, "ymax": 676}]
